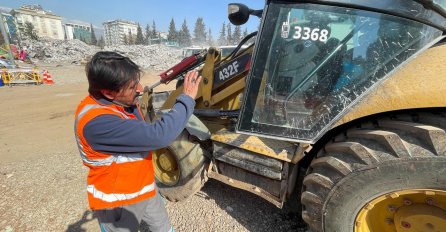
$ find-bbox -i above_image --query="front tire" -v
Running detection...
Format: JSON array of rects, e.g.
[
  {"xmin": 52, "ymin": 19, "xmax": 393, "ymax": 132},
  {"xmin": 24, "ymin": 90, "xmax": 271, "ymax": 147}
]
[
  {"xmin": 152, "ymin": 130, "xmax": 209, "ymax": 201},
  {"xmin": 302, "ymin": 113, "xmax": 446, "ymax": 231}
]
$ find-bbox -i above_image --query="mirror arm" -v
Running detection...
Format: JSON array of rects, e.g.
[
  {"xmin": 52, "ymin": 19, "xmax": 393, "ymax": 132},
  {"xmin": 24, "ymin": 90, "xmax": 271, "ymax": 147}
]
[{"xmin": 250, "ymin": 9, "xmax": 263, "ymax": 18}]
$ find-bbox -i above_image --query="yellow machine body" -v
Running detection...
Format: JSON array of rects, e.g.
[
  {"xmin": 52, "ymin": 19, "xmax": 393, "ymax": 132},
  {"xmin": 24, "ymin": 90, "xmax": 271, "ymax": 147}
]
[
  {"xmin": 146, "ymin": 1, "xmax": 446, "ymax": 231},
  {"xmin": 334, "ymin": 44, "xmax": 446, "ymax": 128}
]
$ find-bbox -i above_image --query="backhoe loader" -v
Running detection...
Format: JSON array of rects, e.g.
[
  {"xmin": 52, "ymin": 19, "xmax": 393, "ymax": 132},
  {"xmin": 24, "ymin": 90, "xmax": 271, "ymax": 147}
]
[{"xmin": 140, "ymin": 1, "xmax": 446, "ymax": 231}]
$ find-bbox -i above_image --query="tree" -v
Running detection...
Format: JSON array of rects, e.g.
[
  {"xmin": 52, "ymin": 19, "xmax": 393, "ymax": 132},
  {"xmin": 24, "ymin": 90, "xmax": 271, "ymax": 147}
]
[
  {"xmin": 90, "ymin": 23, "xmax": 97, "ymax": 45},
  {"xmin": 123, "ymin": 34, "xmax": 128, "ymax": 45},
  {"xmin": 98, "ymin": 36, "xmax": 105, "ymax": 49},
  {"xmin": 144, "ymin": 24, "xmax": 151, "ymax": 44},
  {"xmin": 135, "ymin": 23, "xmax": 144, "ymax": 45},
  {"xmin": 193, "ymin": 17, "xmax": 206, "ymax": 45},
  {"xmin": 218, "ymin": 22, "xmax": 226, "ymax": 46},
  {"xmin": 0, "ymin": 32, "xmax": 5, "ymax": 45},
  {"xmin": 128, "ymin": 31, "xmax": 134, "ymax": 45},
  {"xmin": 178, "ymin": 19, "xmax": 192, "ymax": 47},
  {"xmin": 233, "ymin": 25, "xmax": 242, "ymax": 44},
  {"xmin": 24, "ymin": 22, "xmax": 38, "ymax": 40},
  {"xmin": 207, "ymin": 28, "xmax": 214, "ymax": 46},
  {"xmin": 167, "ymin": 18, "xmax": 177, "ymax": 42},
  {"xmin": 243, "ymin": 28, "xmax": 248, "ymax": 38},
  {"xmin": 226, "ymin": 23, "xmax": 233, "ymax": 45},
  {"xmin": 151, "ymin": 21, "xmax": 157, "ymax": 40}
]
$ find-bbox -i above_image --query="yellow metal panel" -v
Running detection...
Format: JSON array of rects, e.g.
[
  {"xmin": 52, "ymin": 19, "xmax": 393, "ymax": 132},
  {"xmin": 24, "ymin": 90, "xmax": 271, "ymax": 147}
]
[
  {"xmin": 210, "ymin": 77, "xmax": 245, "ymax": 107},
  {"xmin": 333, "ymin": 44, "xmax": 446, "ymax": 128},
  {"xmin": 211, "ymin": 129, "xmax": 295, "ymax": 162},
  {"xmin": 201, "ymin": 50, "xmax": 219, "ymax": 108},
  {"xmin": 161, "ymin": 87, "xmax": 182, "ymax": 110}
]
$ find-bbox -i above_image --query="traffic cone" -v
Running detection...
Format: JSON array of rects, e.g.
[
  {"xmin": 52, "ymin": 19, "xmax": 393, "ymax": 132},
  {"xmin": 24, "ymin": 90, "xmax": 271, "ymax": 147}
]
[{"xmin": 42, "ymin": 70, "xmax": 55, "ymax": 84}]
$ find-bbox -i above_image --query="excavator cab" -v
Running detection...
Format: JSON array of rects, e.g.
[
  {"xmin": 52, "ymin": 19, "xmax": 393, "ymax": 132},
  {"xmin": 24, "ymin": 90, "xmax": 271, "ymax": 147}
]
[{"xmin": 236, "ymin": 1, "xmax": 446, "ymax": 142}]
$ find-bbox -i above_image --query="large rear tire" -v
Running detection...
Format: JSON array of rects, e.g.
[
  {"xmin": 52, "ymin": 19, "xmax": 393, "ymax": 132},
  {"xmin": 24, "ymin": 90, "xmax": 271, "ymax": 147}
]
[
  {"xmin": 152, "ymin": 130, "xmax": 209, "ymax": 201},
  {"xmin": 302, "ymin": 113, "xmax": 446, "ymax": 231}
]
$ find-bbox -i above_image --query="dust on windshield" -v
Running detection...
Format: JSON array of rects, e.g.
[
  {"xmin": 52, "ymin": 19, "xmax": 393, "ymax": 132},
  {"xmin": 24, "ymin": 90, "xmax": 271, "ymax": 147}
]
[{"xmin": 238, "ymin": 3, "xmax": 443, "ymax": 142}]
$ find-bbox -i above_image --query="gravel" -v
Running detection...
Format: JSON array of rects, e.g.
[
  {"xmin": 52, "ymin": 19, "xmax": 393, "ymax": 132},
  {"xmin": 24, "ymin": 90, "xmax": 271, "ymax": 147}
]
[
  {"xmin": 0, "ymin": 151, "xmax": 308, "ymax": 231},
  {"xmin": 1, "ymin": 40, "xmax": 310, "ymax": 231},
  {"xmin": 21, "ymin": 39, "xmax": 183, "ymax": 72}
]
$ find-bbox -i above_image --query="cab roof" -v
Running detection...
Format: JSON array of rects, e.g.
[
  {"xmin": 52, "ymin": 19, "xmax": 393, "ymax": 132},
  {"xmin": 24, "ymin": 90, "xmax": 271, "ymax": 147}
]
[{"xmin": 275, "ymin": 0, "xmax": 446, "ymax": 31}]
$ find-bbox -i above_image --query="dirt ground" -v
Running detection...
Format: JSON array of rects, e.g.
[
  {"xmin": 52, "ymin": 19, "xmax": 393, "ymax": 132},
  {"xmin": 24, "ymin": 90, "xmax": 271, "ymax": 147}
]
[
  {"xmin": 0, "ymin": 62, "xmax": 306, "ymax": 232},
  {"xmin": 0, "ymin": 62, "xmax": 175, "ymax": 163},
  {"xmin": 0, "ymin": 62, "xmax": 177, "ymax": 231}
]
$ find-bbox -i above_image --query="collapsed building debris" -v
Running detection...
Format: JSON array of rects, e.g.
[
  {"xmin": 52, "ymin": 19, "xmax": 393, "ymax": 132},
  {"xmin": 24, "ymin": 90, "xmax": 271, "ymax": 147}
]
[{"xmin": 20, "ymin": 39, "xmax": 183, "ymax": 71}]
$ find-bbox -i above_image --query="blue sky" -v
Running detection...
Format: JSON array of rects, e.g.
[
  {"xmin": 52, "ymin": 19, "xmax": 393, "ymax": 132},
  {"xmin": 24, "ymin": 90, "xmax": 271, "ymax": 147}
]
[{"xmin": 0, "ymin": 0, "xmax": 264, "ymax": 37}]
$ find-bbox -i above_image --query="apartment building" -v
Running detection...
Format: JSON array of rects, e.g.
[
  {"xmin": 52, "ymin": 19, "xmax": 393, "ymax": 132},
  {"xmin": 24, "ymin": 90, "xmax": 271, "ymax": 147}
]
[
  {"xmin": 0, "ymin": 9, "xmax": 20, "ymax": 44},
  {"xmin": 103, "ymin": 19, "xmax": 137, "ymax": 46},
  {"xmin": 11, "ymin": 5, "xmax": 64, "ymax": 40},
  {"xmin": 63, "ymin": 19, "xmax": 91, "ymax": 42}
]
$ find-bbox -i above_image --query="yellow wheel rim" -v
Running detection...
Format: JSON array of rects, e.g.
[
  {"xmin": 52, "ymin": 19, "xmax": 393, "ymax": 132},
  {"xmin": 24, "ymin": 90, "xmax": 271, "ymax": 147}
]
[
  {"xmin": 152, "ymin": 148, "xmax": 180, "ymax": 186},
  {"xmin": 355, "ymin": 189, "xmax": 446, "ymax": 232}
]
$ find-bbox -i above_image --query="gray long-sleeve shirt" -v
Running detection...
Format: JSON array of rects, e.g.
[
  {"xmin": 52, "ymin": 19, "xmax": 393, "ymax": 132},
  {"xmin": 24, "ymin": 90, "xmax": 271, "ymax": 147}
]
[{"xmin": 84, "ymin": 94, "xmax": 195, "ymax": 153}]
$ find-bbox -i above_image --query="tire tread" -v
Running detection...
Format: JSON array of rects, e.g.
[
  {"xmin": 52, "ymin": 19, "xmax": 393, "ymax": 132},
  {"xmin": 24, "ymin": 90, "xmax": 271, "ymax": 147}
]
[{"xmin": 301, "ymin": 113, "xmax": 446, "ymax": 232}]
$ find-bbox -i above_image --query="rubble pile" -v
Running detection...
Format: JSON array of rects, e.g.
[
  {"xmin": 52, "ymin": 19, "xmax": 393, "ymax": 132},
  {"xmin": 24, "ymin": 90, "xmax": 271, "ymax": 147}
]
[
  {"xmin": 105, "ymin": 44, "xmax": 183, "ymax": 71},
  {"xmin": 22, "ymin": 39, "xmax": 99, "ymax": 63},
  {"xmin": 22, "ymin": 39, "xmax": 183, "ymax": 71}
]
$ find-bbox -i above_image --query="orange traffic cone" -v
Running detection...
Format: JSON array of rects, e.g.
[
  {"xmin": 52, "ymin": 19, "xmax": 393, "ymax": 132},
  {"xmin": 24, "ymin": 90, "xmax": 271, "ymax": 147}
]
[{"xmin": 42, "ymin": 70, "xmax": 55, "ymax": 84}]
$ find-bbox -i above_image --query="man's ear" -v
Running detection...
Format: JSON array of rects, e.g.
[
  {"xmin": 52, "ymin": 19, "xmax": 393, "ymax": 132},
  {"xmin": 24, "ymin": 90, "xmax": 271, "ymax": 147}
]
[{"xmin": 100, "ymin": 89, "xmax": 117, "ymax": 100}]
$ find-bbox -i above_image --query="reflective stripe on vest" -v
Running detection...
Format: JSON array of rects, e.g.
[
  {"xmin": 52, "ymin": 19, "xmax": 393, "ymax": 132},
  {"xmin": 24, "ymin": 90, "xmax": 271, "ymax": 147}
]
[
  {"xmin": 74, "ymin": 104, "xmax": 147, "ymax": 166},
  {"xmin": 87, "ymin": 182, "xmax": 155, "ymax": 202},
  {"xmin": 75, "ymin": 96, "xmax": 156, "ymax": 209}
]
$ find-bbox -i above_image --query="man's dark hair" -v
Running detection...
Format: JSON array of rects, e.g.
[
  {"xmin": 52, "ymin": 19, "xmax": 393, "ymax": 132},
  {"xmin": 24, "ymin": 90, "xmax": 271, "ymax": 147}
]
[{"xmin": 86, "ymin": 51, "xmax": 141, "ymax": 98}]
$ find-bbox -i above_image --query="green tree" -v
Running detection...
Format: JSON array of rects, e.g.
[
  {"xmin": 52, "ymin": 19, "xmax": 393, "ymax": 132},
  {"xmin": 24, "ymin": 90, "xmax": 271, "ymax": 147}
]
[
  {"xmin": 178, "ymin": 19, "xmax": 192, "ymax": 47},
  {"xmin": 128, "ymin": 31, "xmax": 133, "ymax": 45},
  {"xmin": 90, "ymin": 23, "xmax": 97, "ymax": 45},
  {"xmin": 135, "ymin": 23, "xmax": 144, "ymax": 45},
  {"xmin": 233, "ymin": 25, "xmax": 242, "ymax": 44},
  {"xmin": 0, "ymin": 33, "xmax": 5, "ymax": 45},
  {"xmin": 24, "ymin": 22, "xmax": 38, "ymax": 40},
  {"xmin": 151, "ymin": 21, "xmax": 157, "ymax": 39},
  {"xmin": 193, "ymin": 17, "xmax": 206, "ymax": 45},
  {"xmin": 226, "ymin": 23, "xmax": 233, "ymax": 45},
  {"xmin": 207, "ymin": 28, "xmax": 214, "ymax": 46},
  {"xmin": 144, "ymin": 24, "xmax": 151, "ymax": 44},
  {"xmin": 167, "ymin": 18, "xmax": 177, "ymax": 42},
  {"xmin": 98, "ymin": 36, "xmax": 105, "ymax": 49},
  {"xmin": 218, "ymin": 22, "xmax": 226, "ymax": 45},
  {"xmin": 123, "ymin": 34, "xmax": 128, "ymax": 45},
  {"xmin": 243, "ymin": 28, "xmax": 248, "ymax": 38}
]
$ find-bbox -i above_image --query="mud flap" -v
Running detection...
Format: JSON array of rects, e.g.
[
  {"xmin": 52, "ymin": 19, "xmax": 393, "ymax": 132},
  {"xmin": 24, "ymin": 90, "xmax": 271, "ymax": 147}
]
[
  {"xmin": 184, "ymin": 114, "xmax": 211, "ymax": 141},
  {"xmin": 157, "ymin": 109, "xmax": 211, "ymax": 141}
]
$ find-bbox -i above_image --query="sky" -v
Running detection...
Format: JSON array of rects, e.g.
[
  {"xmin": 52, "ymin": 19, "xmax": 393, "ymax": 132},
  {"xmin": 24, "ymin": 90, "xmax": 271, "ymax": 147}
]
[{"xmin": 0, "ymin": 0, "xmax": 264, "ymax": 37}]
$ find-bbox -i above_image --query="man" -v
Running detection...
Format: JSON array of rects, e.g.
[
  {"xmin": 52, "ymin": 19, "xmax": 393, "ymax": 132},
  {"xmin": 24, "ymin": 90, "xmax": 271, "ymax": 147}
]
[{"xmin": 74, "ymin": 51, "xmax": 201, "ymax": 232}]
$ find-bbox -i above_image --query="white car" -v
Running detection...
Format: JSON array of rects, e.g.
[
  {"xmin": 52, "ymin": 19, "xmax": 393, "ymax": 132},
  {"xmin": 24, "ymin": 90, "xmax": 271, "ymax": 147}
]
[
  {"xmin": 219, "ymin": 45, "xmax": 249, "ymax": 58},
  {"xmin": 182, "ymin": 46, "xmax": 207, "ymax": 58}
]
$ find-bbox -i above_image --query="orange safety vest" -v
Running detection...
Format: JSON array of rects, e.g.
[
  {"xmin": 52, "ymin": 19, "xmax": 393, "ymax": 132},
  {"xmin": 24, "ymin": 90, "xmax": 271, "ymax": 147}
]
[{"xmin": 74, "ymin": 95, "xmax": 156, "ymax": 210}]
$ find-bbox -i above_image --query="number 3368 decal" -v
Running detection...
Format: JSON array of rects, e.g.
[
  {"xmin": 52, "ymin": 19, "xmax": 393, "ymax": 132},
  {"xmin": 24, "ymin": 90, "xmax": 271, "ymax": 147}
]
[{"xmin": 293, "ymin": 26, "xmax": 329, "ymax": 42}]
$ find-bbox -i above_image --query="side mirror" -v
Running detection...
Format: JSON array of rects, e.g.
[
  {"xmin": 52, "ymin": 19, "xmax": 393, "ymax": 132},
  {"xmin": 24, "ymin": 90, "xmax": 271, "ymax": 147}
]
[{"xmin": 228, "ymin": 3, "xmax": 263, "ymax": 26}]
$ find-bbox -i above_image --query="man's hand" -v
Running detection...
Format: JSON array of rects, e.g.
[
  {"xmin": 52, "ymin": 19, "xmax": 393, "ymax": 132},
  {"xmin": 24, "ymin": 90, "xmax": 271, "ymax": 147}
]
[{"xmin": 182, "ymin": 70, "xmax": 202, "ymax": 99}]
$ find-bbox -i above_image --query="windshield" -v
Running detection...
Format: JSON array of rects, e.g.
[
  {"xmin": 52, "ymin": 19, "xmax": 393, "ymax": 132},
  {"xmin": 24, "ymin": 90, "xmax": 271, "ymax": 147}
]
[
  {"xmin": 237, "ymin": 3, "xmax": 443, "ymax": 142},
  {"xmin": 434, "ymin": 0, "xmax": 446, "ymax": 10}
]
